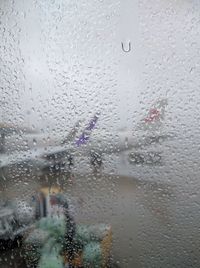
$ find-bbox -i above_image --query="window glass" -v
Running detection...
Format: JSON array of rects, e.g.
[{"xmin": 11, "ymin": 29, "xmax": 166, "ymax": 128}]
[{"xmin": 0, "ymin": 0, "xmax": 200, "ymax": 267}]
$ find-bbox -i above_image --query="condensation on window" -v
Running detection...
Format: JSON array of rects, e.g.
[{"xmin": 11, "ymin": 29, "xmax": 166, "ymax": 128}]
[{"xmin": 0, "ymin": 0, "xmax": 200, "ymax": 267}]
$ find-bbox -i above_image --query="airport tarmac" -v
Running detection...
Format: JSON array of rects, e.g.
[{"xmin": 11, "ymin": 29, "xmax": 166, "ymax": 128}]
[{"xmin": 0, "ymin": 168, "xmax": 199, "ymax": 268}]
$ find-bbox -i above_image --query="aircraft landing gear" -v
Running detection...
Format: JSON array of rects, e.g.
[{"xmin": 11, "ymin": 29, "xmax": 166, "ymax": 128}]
[
  {"xmin": 66, "ymin": 154, "xmax": 74, "ymax": 169},
  {"xmin": 49, "ymin": 162, "xmax": 65, "ymax": 173},
  {"xmin": 49, "ymin": 154, "xmax": 74, "ymax": 173},
  {"xmin": 90, "ymin": 152, "xmax": 102, "ymax": 168}
]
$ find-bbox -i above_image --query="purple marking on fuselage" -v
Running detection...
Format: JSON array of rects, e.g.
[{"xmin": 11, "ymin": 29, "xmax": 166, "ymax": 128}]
[
  {"xmin": 86, "ymin": 115, "xmax": 98, "ymax": 131},
  {"xmin": 76, "ymin": 133, "xmax": 89, "ymax": 146},
  {"xmin": 76, "ymin": 114, "xmax": 99, "ymax": 146}
]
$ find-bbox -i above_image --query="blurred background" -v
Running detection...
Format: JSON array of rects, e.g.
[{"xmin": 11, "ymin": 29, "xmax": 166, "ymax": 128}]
[{"xmin": 0, "ymin": 0, "xmax": 200, "ymax": 267}]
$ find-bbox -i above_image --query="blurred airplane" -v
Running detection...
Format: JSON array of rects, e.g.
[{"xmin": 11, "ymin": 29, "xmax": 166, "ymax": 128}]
[
  {"xmin": 0, "ymin": 115, "xmax": 103, "ymax": 176},
  {"xmin": 0, "ymin": 98, "xmax": 172, "ymax": 175},
  {"xmin": 79, "ymin": 98, "xmax": 172, "ymax": 166},
  {"xmin": 127, "ymin": 98, "xmax": 172, "ymax": 165},
  {"xmin": 0, "ymin": 119, "xmax": 84, "ymax": 176},
  {"xmin": 58, "ymin": 98, "xmax": 171, "ymax": 166}
]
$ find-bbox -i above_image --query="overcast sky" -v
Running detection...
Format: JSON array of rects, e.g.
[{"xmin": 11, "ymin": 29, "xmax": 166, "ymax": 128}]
[{"xmin": 1, "ymin": 0, "xmax": 200, "ymax": 137}]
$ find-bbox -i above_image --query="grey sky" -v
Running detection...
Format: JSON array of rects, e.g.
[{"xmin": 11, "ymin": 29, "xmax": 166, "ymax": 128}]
[{"xmin": 1, "ymin": 0, "xmax": 200, "ymax": 137}]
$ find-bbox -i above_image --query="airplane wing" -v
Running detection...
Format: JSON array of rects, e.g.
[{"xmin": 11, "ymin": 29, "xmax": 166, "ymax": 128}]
[
  {"xmin": 0, "ymin": 123, "xmax": 37, "ymax": 135},
  {"xmin": 0, "ymin": 145, "xmax": 74, "ymax": 172},
  {"xmin": 0, "ymin": 123, "xmax": 37, "ymax": 154},
  {"xmin": 0, "ymin": 150, "xmax": 47, "ymax": 170}
]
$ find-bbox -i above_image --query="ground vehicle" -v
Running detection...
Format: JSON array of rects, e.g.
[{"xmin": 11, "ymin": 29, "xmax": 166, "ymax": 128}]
[
  {"xmin": 0, "ymin": 201, "xmax": 35, "ymax": 242},
  {"xmin": 23, "ymin": 187, "xmax": 112, "ymax": 268}
]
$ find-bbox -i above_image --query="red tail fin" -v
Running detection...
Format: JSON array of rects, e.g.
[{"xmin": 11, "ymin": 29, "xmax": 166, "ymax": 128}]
[{"xmin": 138, "ymin": 98, "xmax": 168, "ymax": 131}]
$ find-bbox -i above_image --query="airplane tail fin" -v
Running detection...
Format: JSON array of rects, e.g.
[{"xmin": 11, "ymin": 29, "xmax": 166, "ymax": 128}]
[
  {"xmin": 75, "ymin": 113, "xmax": 100, "ymax": 146},
  {"xmin": 138, "ymin": 98, "xmax": 168, "ymax": 131},
  {"xmin": 61, "ymin": 120, "xmax": 83, "ymax": 145}
]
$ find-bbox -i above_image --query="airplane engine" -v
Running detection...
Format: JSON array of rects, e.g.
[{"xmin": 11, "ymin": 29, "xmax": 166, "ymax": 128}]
[
  {"xmin": 128, "ymin": 151, "xmax": 162, "ymax": 165},
  {"xmin": 90, "ymin": 152, "xmax": 102, "ymax": 167},
  {"xmin": 44, "ymin": 152, "xmax": 74, "ymax": 173}
]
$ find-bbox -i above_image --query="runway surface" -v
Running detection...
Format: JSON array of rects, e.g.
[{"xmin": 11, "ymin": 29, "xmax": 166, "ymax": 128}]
[{"xmin": 0, "ymin": 166, "xmax": 199, "ymax": 267}]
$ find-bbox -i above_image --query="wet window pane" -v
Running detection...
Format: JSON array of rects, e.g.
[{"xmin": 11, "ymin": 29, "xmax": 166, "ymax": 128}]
[{"xmin": 1, "ymin": 0, "xmax": 200, "ymax": 267}]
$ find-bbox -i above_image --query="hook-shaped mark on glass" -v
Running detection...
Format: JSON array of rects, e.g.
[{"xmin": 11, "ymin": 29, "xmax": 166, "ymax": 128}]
[{"xmin": 121, "ymin": 41, "xmax": 131, "ymax": 53}]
